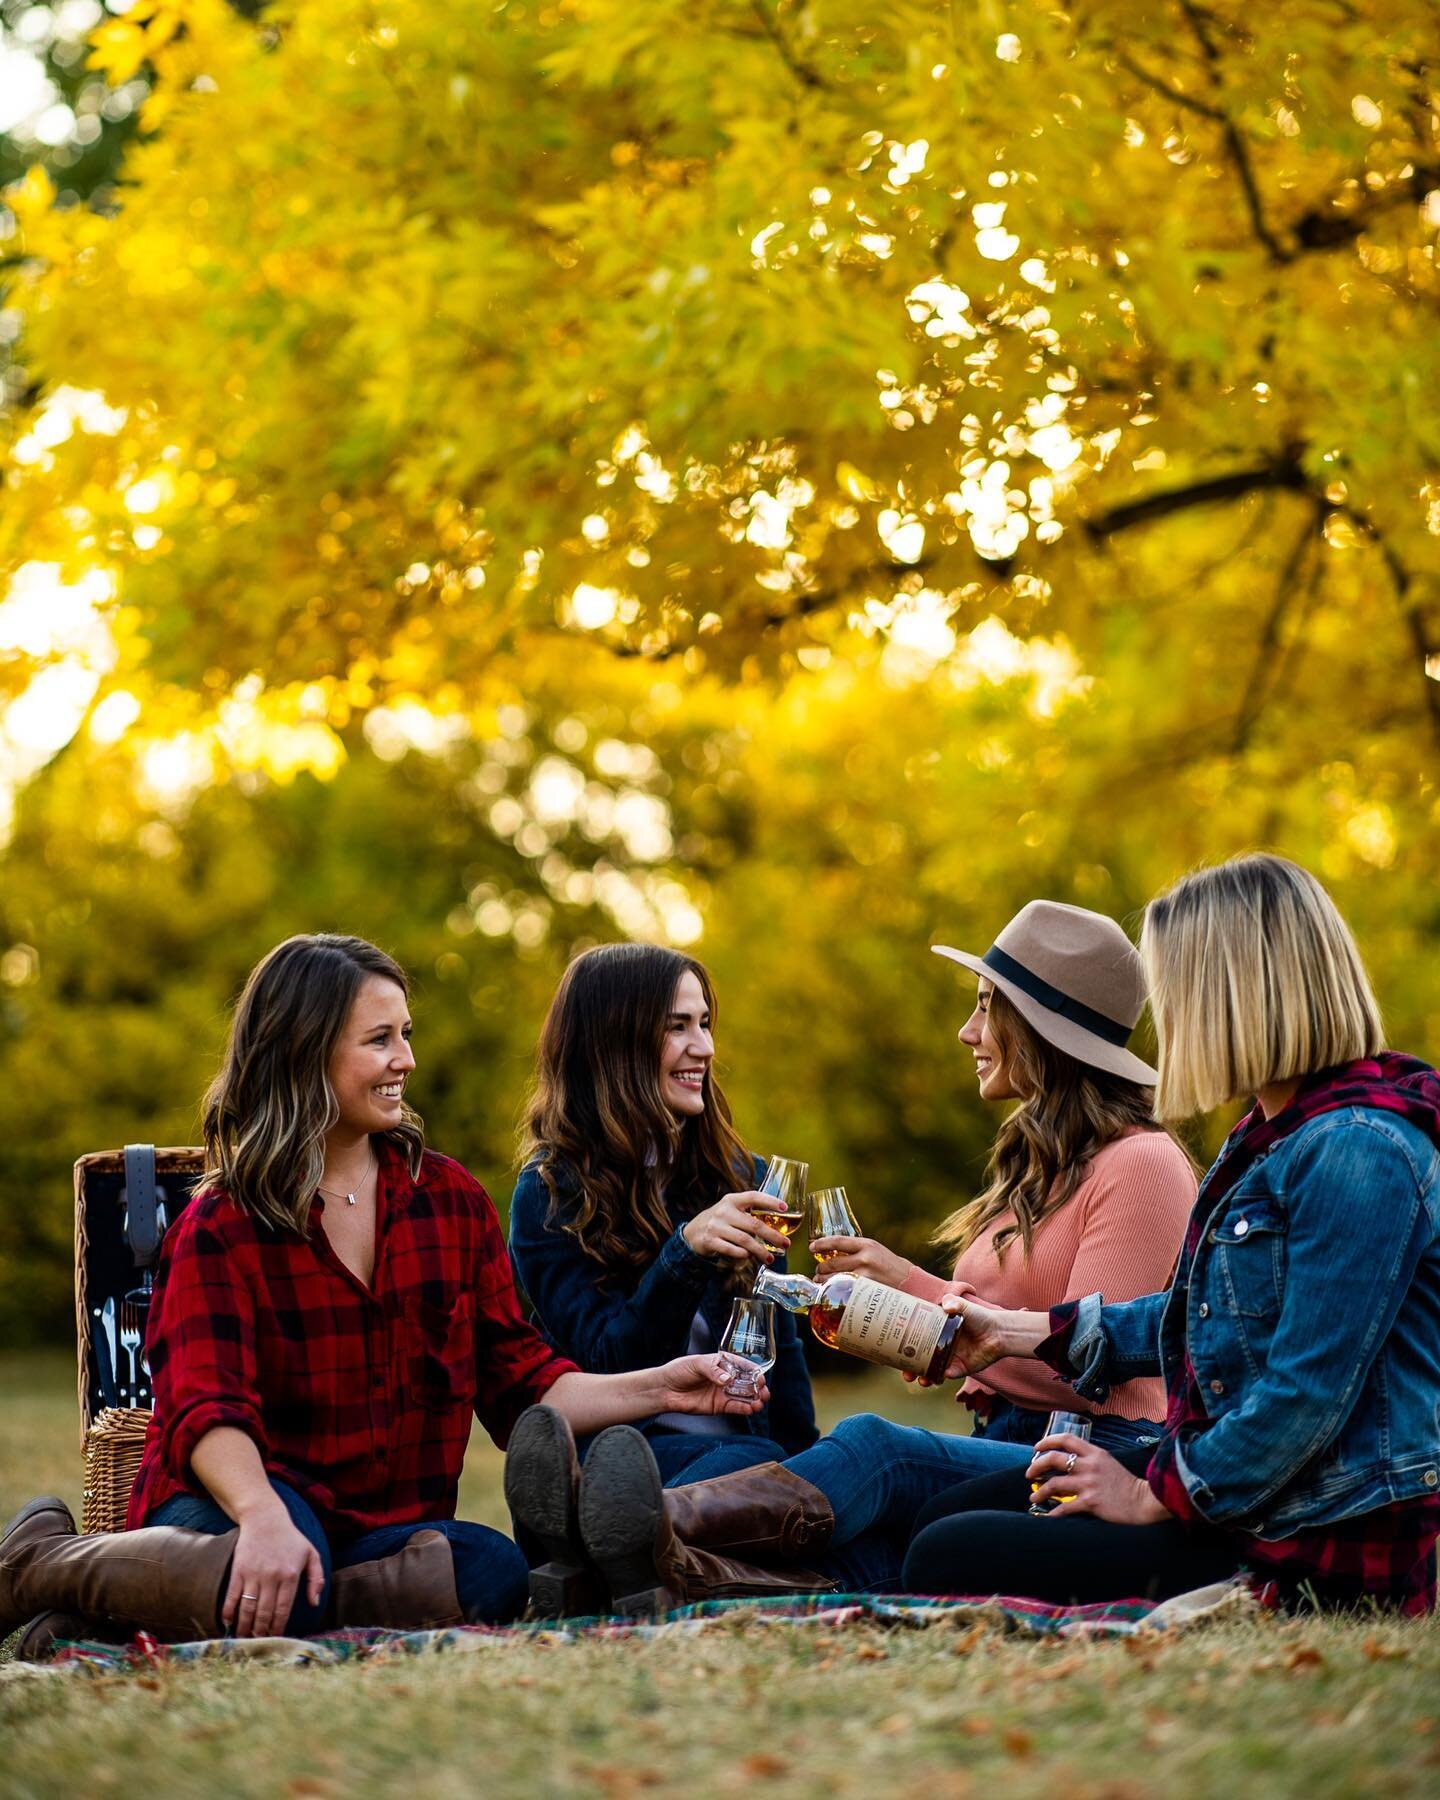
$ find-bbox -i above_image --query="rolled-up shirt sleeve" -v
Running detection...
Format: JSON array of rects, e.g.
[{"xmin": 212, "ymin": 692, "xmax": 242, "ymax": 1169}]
[{"xmin": 144, "ymin": 1209, "xmax": 270, "ymax": 1484}]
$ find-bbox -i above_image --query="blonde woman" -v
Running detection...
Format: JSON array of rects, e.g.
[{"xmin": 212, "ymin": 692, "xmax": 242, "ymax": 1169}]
[
  {"xmin": 0, "ymin": 935, "xmax": 768, "ymax": 1654},
  {"xmin": 905, "ymin": 855, "xmax": 1440, "ymax": 1614}
]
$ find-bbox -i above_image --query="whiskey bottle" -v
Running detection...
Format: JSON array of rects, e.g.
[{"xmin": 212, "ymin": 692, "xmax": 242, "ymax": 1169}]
[{"xmin": 752, "ymin": 1268, "xmax": 961, "ymax": 1382}]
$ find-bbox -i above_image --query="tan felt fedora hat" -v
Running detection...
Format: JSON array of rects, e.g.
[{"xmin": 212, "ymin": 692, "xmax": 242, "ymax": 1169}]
[{"xmin": 932, "ymin": 899, "xmax": 1157, "ymax": 1086}]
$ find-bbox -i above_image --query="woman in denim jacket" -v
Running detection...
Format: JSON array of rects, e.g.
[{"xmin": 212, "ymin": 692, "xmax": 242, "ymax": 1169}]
[
  {"xmin": 904, "ymin": 855, "xmax": 1440, "ymax": 1613},
  {"xmin": 508, "ymin": 944, "xmax": 817, "ymax": 1488}
]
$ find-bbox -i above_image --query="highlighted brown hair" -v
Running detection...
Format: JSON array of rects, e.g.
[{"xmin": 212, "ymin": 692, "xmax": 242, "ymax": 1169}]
[
  {"xmin": 201, "ymin": 934, "xmax": 425, "ymax": 1234},
  {"xmin": 520, "ymin": 943, "xmax": 754, "ymax": 1278},
  {"xmin": 933, "ymin": 985, "xmax": 1171, "ymax": 1262}
]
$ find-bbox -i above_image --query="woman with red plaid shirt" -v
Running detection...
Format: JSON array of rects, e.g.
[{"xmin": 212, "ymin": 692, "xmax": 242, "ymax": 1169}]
[
  {"xmin": 902, "ymin": 856, "xmax": 1440, "ymax": 1615},
  {"xmin": 0, "ymin": 935, "xmax": 775, "ymax": 1652}
]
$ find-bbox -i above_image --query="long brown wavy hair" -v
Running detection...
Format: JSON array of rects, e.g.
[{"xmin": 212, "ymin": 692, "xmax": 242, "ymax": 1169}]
[
  {"xmin": 933, "ymin": 984, "xmax": 1174, "ymax": 1263},
  {"xmin": 520, "ymin": 943, "xmax": 755, "ymax": 1279},
  {"xmin": 202, "ymin": 934, "xmax": 426, "ymax": 1234}
]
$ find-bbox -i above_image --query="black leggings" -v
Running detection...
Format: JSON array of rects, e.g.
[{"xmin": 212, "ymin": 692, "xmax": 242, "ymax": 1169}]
[{"xmin": 901, "ymin": 1449, "xmax": 1241, "ymax": 1605}]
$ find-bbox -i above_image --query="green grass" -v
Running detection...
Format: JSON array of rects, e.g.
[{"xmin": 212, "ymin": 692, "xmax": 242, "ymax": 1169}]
[{"xmin": 3, "ymin": 1353, "xmax": 1438, "ymax": 1799}]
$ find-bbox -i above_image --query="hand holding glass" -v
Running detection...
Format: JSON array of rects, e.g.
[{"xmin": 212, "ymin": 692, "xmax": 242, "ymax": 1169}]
[
  {"xmin": 1029, "ymin": 1410, "xmax": 1092, "ymax": 1515},
  {"xmin": 752, "ymin": 1156, "xmax": 809, "ymax": 1242},
  {"xmin": 716, "ymin": 1297, "xmax": 778, "ymax": 1400}
]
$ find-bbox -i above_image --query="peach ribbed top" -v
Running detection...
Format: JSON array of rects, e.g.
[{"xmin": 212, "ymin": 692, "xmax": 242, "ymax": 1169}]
[{"xmin": 899, "ymin": 1129, "xmax": 1195, "ymax": 1421}]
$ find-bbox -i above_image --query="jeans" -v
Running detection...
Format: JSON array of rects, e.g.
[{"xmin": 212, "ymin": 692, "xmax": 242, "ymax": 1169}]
[
  {"xmin": 767, "ymin": 1405, "xmax": 1163, "ymax": 1595},
  {"xmin": 148, "ymin": 1481, "xmax": 530, "ymax": 1634},
  {"xmin": 651, "ymin": 1433, "xmax": 793, "ymax": 1488}
]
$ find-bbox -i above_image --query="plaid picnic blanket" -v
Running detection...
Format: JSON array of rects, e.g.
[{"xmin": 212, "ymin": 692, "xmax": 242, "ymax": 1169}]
[{"xmin": 11, "ymin": 1580, "xmax": 1253, "ymax": 1680}]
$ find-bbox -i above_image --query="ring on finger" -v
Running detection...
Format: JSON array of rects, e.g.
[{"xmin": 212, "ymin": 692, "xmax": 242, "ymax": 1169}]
[{"xmin": 1064, "ymin": 1452, "xmax": 1077, "ymax": 1475}]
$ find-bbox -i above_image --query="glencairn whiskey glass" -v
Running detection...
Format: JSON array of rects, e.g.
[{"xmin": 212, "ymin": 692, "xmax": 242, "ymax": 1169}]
[
  {"xmin": 716, "ymin": 1296, "xmax": 778, "ymax": 1399},
  {"xmin": 808, "ymin": 1186, "xmax": 861, "ymax": 1265},
  {"xmin": 1028, "ymin": 1411, "xmax": 1093, "ymax": 1515},
  {"xmin": 751, "ymin": 1156, "xmax": 809, "ymax": 1242}
]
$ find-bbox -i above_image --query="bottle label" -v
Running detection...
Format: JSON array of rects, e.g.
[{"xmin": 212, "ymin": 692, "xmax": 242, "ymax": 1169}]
[{"xmin": 834, "ymin": 1277, "xmax": 948, "ymax": 1375}]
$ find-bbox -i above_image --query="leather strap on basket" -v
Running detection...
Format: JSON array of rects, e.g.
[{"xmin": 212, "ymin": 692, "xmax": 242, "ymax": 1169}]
[{"xmin": 122, "ymin": 1143, "xmax": 163, "ymax": 1268}]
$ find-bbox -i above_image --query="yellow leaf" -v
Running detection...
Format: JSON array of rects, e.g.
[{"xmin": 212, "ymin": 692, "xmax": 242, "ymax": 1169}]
[
  {"xmin": 5, "ymin": 165, "xmax": 55, "ymax": 231},
  {"xmin": 88, "ymin": 20, "xmax": 152, "ymax": 85},
  {"xmin": 837, "ymin": 460, "xmax": 881, "ymax": 502}
]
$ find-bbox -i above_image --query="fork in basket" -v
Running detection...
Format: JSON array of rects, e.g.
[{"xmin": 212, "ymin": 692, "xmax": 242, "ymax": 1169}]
[
  {"xmin": 120, "ymin": 1196, "xmax": 167, "ymax": 1406},
  {"xmin": 120, "ymin": 1291, "xmax": 157, "ymax": 1407}
]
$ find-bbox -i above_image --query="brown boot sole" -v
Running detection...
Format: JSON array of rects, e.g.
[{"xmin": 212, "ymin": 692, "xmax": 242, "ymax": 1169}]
[{"xmin": 14, "ymin": 1611, "xmax": 123, "ymax": 1662}]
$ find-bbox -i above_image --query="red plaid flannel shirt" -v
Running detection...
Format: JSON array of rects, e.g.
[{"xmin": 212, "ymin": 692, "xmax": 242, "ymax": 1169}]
[{"xmin": 128, "ymin": 1144, "xmax": 576, "ymax": 1543}]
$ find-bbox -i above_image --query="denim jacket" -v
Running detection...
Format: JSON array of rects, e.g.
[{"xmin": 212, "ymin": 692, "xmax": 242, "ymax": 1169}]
[
  {"xmin": 1062, "ymin": 1106, "xmax": 1440, "ymax": 1536},
  {"xmin": 507, "ymin": 1156, "xmax": 818, "ymax": 1455}
]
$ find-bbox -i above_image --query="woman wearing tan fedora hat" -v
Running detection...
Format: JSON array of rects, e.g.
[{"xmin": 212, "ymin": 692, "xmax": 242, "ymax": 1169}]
[
  {"xmin": 502, "ymin": 900, "xmax": 1196, "ymax": 1610},
  {"xmin": 810, "ymin": 900, "xmax": 1194, "ymax": 1445}
]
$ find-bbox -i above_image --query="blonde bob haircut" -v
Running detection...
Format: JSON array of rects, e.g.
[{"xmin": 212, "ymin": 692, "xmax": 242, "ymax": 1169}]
[{"xmin": 1140, "ymin": 854, "xmax": 1383, "ymax": 1119}]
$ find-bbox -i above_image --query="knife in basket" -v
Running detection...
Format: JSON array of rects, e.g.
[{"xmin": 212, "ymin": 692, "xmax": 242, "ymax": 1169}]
[{"xmin": 95, "ymin": 1298, "xmax": 119, "ymax": 1409}]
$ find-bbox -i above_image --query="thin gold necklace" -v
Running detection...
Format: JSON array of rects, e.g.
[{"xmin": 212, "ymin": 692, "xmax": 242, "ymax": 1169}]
[{"xmin": 317, "ymin": 1150, "xmax": 377, "ymax": 1208}]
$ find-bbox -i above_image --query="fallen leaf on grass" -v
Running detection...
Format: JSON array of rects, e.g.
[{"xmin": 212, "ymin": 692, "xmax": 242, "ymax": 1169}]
[
  {"xmin": 583, "ymin": 1765, "xmax": 663, "ymax": 1796},
  {"xmin": 853, "ymin": 1643, "xmax": 888, "ymax": 1660},
  {"xmin": 951, "ymin": 1623, "xmax": 988, "ymax": 1657},
  {"xmin": 738, "ymin": 1754, "xmax": 789, "ymax": 1779},
  {"xmin": 1284, "ymin": 1646, "xmax": 1325, "ymax": 1672},
  {"xmin": 1001, "ymin": 1726, "xmax": 1034, "ymax": 1758},
  {"xmin": 955, "ymin": 1717, "xmax": 991, "ymax": 1738},
  {"xmin": 1362, "ymin": 1635, "xmax": 1409, "ymax": 1662}
]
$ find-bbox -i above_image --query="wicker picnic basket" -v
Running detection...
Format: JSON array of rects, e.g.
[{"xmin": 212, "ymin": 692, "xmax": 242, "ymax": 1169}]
[{"xmin": 74, "ymin": 1146, "xmax": 205, "ymax": 1533}]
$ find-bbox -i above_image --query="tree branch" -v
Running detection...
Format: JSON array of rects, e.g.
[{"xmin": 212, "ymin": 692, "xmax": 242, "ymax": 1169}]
[
  {"xmin": 748, "ymin": 0, "xmax": 827, "ymax": 92},
  {"xmin": 1330, "ymin": 502, "xmax": 1440, "ymax": 752},
  {"xmin": 1084, "ymin": 456, "xmax": 1306, "ymax": 538},
  {"xmin": 1117, "ymin": 53, "xmax": 1224, "ymax": 122},
  {"xmin": 1230, "ymin": 499, "xmax": 1325, "ymax": 752},
  {"xmin": 1169, "ymin": 0, "xmax": 1289, "ymax": 263}
]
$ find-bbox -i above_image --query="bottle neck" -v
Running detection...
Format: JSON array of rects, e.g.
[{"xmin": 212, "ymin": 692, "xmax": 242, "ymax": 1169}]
[{"xmin": 753, "ymin": 1268, "xmax": 821, "ymax": 1307}]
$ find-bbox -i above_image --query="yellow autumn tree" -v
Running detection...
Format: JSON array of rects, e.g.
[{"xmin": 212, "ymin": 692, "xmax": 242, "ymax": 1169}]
[{"xmin": 1, "ymin": 1, "xmax": 1439, "ymax": 1339}]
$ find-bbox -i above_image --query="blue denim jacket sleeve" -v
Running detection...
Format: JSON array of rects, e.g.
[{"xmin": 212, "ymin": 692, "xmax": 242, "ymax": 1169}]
[
  {"xmin": 1063, "ymin": 1290, "xmax": 1168, "ymax": 1401},
  {"xmin": 508, "ymin": 1162, "xmax": 713, "ymax": 1372},
  {"xmin": 1173, "ymin": 1114, "xmax": 1436, "ymax": 1528}
]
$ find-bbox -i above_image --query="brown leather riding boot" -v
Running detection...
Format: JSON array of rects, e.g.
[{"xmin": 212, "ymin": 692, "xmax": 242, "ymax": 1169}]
[
  {"xmin": 8, "ymin": 1503, "xmax": 122, "ymax": 1663},
  {"xmin": 578, "ymin": 1429, "xmax": 837, "ymax": 1617},
  {"xmin": 1, "ymin": 1496, "xmax": 235, "ymax": 1643},
  {"xmin": 663, "ymin": 1462, "xmax": 834, "ymax": 1559},
  {"xmin": 330, "ymin": 1529, "xmax": 464, "ymax": 1629}
]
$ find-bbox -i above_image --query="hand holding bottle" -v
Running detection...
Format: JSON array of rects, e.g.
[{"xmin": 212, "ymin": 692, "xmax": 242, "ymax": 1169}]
[{"xmin": 899, "ymin": 1294, "xmax": 1051, "ymax": 1387}]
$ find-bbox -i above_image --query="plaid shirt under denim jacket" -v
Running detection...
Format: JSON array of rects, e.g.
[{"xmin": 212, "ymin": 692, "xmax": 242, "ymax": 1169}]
[
  {"xmin": 129, "ymin": 1145, "xmax": 577, "ymax": 1543},
  {"xmin": 1043, "ymin": 1058, "xmax": 1440, "ymax": 1555},
  {"xmin": 509, "ymin": 1154, "xmax": 818, "ymax": 1456}
]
